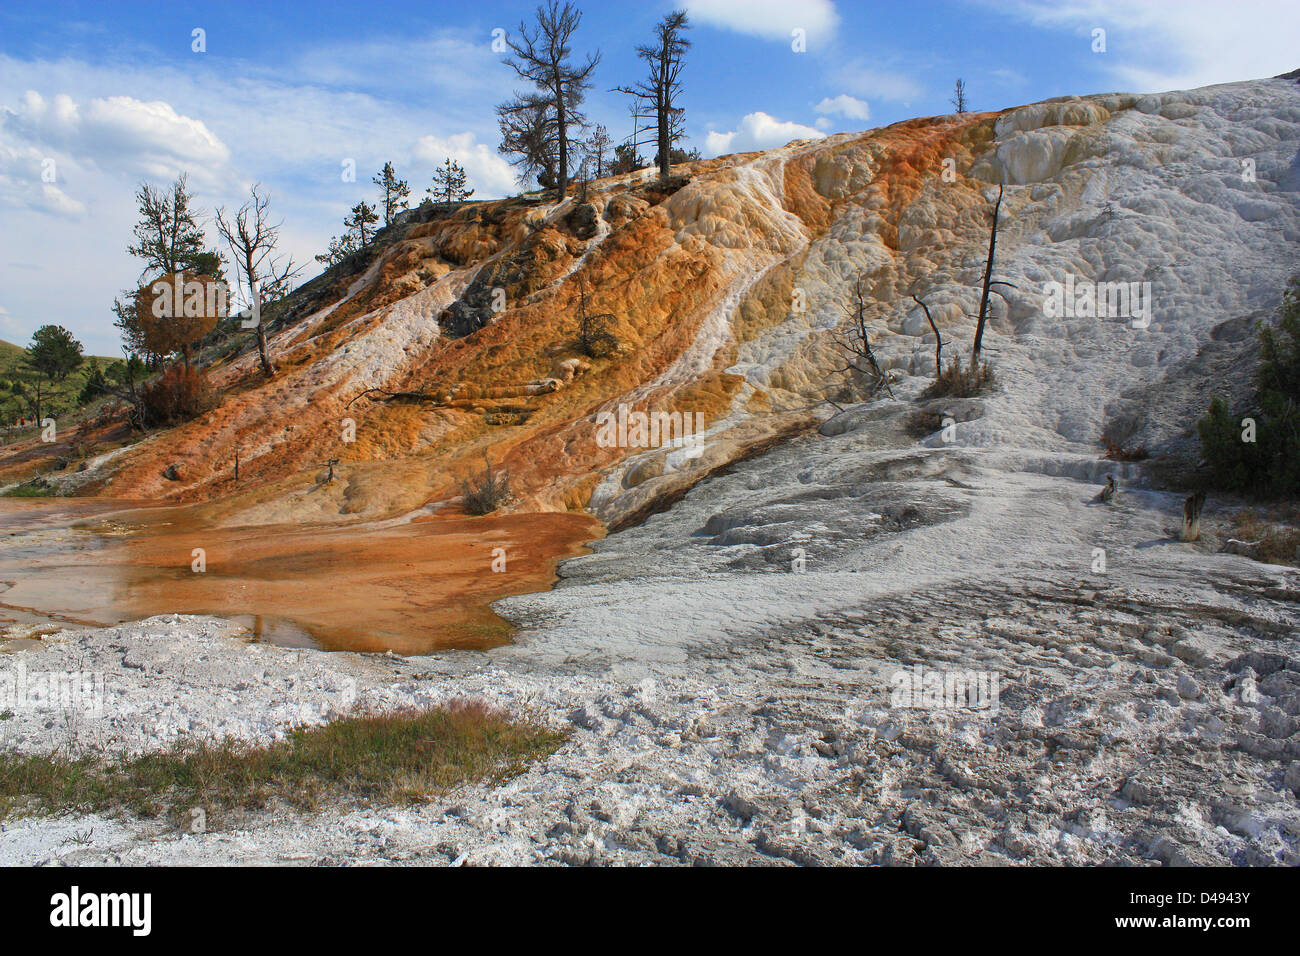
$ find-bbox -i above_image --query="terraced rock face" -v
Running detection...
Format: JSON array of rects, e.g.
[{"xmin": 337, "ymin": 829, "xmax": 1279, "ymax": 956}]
[
  {"xmin": 52, "ymin": 106, "xmax": 999, "ymax": 526},
  {"xmin": 66, "ymin": 79, "xmax": 1295, "ymax": 537}
]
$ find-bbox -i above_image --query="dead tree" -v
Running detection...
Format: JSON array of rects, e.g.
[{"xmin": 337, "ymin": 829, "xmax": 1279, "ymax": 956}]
[
  {"xmin": 215, "ymin": 184, "xmax": 301, "ymax": 378},
  {"xmin": 910, "ymin": 291, "xmax": 946, "ymax": 382},
  {"xmin": 614, "ymin": 10, "xmax": 691, "ymax": 181},
  {"xmin": 832, "ymin": 274, "xmax": 895, "ymax": 400},
  {"xmin": 498, "ymin": 1, "xmax": 601, "ymax": 200},
  {"xmin": 951, "ymin": 79, "xmax": 968, "ymax": 114},
  {"xmin": 970, "ymin": 183, "xmax": 1016, "ymax": 367},
  {"xmin": 1180, "ymin": 490, "xmax": 1207, "ymax": 541}
]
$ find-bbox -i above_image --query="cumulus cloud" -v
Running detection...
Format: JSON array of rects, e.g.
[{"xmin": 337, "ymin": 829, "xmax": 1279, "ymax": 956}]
[
  {"xmin": 704, "ymin": 112, "xmax": 826, "ymax": 157},
  {"xmin": 986, "ymin": 0, "xmax": 1300, "ymax": 92},
  {"xmin": 411, "ymin": 132, "xmax": 519, "ymax": 198},
  {"xmin": 814, "ymin": 94, "xmax": 871, "ymax": 121},
  {"xmin": 3, "ymin": 90, "xmax": 231, "ymax": 184},
  {"xmin": 686, "ymin": 0, "xmax": 840, "ymax": 44}
]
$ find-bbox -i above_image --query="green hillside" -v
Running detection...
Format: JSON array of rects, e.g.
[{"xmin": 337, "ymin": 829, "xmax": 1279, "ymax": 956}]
[{"xmin": 0, "ymin": 337, "xmax": 121, "ymax": 426}]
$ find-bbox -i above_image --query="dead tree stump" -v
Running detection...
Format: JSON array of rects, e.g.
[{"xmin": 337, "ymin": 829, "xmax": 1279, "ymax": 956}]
[{"xmin": 1180, "ymin": 490, "xmax": 1207, "ymax": 541}]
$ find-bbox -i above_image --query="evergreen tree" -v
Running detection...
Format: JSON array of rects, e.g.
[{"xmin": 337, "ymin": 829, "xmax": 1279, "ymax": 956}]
[
  {"xmin": 21, "ymin": 324, "xmax": 84, "ymax": 422},
  {"xmin": 427, "ymin": 158, "xmax": 475, "ymax": 204},
  {"xmin": 114, "ymin": 174, "xmax": 223, "ymax": 360},
  {"xmin": 1198, "ymin": 275, "xmax": 1300, "ymax": 496},
  {"xmin": 372, "ymin": 162, "xmax": 411, "ymax": 226},
  {"xmin": 586, "ymin": 124, "xmax": 612, "ymax": 178},
  {"xmin": 343, "ymin": 201, "xmax": 379, "ymax": 246},
  {"xmin": 315, "ymin": 233, "xmax": 360, "ymax": 268},
  {"xmin": 78, "ymin": 357, "xmax": 107, "ymax": 405}
]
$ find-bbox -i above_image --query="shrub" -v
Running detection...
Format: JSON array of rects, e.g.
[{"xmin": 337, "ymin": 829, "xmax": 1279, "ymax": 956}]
[
  {"xmin": 459, "ymin": 453, "xmax": 511, "ymax": 515},
  {"xmin": 1102, "ymin": 411, "xmax": 1149, "ymax": 461},
  {"xmin": 1198, "ymin": 275, "xmax": 1300, "ymax": 497},
  {"xmin": 923, "ymin": 357, "xmax": 996, "ymax": 399},
  {"xmin": 140, "ymin": 364, "xmax": 217, "ymax": 426},
  {"xmin": 1228, "ymin": 510, "xmax": 1300, "ymax": 566}
]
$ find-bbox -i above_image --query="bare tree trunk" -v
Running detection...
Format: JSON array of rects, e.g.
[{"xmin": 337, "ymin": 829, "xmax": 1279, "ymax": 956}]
[
  {"xmin": 1180, "ymin": 490, "xmax": 1207, "ymax": 541},
  {"xmin": 256, "ymin": 323, "xmax": 274, "ymax": 377},
  {"xmin": 555, "ymin": 69, "xmax": 568, "ymax": 199},
  {"xmin": 972, "ymin": 184, "xmax": 1004, "ymax": 366},
  {"xmin": 912, "ymin": 294, "xmax": 942, "ymax": 381},
  {"xmin": 657, "ymin": 51, "xmax": 670, "ymax": 180}
]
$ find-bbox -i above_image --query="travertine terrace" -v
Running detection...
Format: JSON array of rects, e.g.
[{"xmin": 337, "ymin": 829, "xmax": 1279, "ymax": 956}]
[{"xmin": 3, "ymin": 75, "xmax": 1300, "ymax": 866}]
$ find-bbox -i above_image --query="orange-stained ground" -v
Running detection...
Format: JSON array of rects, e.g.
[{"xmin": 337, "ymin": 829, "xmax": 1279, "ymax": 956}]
[
  {"xmin": 0, "ymin": 112, "xmax": 1004, "ymax": 652},
  {"xmin": 0, "ymin": 498, "xmax": 600, "ymax": 654}
]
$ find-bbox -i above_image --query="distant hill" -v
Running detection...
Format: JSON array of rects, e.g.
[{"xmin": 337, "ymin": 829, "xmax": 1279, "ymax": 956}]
[{"xmin": 0, "ymin": 337, "xmax": 121, "ymax": 422}]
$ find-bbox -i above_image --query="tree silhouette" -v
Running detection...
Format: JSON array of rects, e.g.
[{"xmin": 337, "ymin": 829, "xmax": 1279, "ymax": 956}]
[
  {"xmin": 497, "ymin": 1, "xmax": 601, "ymax": 198},
  {"xmin": 372, "ymin": 162, "xmax": 411, "ymax": 226}
]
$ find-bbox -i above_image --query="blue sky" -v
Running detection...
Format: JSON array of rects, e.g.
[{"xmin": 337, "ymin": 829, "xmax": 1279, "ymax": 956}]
[{"xmin": 2, "ymin": 0, "xmax": 1298, "ymax": 354}]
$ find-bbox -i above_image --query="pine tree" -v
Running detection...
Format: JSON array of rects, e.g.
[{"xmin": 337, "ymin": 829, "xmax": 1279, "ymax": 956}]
[
  {"xmin": 372, "ymin": 162, "xmax": 410, "ymax": 227},
  {"xmin": 78, "ymin": 357, "xmax": 107, "ymax": 405},
  {"xmin": 586, "ymin": 124, "xmax": 612, "ymax": 178},
  {"xmin": 114, "ymin": 174, "xmax": 223, "ymax": 360},
  {"xmin": 343, "ymin": 201, "xmax": 379, "ymax": 246},
  {"xmin": 427, "ymin": 158, "xmax": 475, "ymax": 204},
  {"xmin": 315, "ymin": 233, "xmax": 360, "ymax": 268}
]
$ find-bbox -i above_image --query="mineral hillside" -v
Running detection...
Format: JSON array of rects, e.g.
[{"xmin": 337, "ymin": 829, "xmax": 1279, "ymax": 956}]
[{"xmin": 2, "ymin": 75, "xmax": 1300, "ymax": 865}]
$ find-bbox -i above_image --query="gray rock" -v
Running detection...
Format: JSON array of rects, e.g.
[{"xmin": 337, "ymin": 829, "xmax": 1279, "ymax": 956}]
[{"xmin": 723, "ymin": 789, "xmax": 761, "ymax": 820}]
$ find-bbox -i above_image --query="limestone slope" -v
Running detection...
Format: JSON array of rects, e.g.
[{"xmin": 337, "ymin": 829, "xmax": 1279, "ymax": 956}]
[{"xmin": 56, "ymin": 76, "xmax": 1300, "ymax": 534}]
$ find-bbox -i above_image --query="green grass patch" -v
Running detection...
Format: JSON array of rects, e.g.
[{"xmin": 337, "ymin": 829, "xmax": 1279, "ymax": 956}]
[
  {"xmin": 1, "ymin": 481, "xmax": 57, "ymax": 497},
  {"xmin": 0, "ymin": 702, "xmax": 567, "ymax": 823},
  {"xmin": 0, "ymin": 338, "xmax": 119, "ymax": 423}
]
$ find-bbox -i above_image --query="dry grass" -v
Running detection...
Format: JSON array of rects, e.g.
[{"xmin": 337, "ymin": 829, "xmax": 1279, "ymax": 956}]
[
  {"xmin": 0, "ymin": 701, "xmax": 566, "ymax": 823},
  {"xmin": 1101, "ymin": 412, "xmax": 1149, "ymax": 461},
  {"xmin": 906, "ymin": 409, "xmax": 948, "ymax": 439},
  {"xmin": 922, "ymin": 358, "xmax": 996, "ymax": 399},
  {"xmin": 1229, "ymin": 509, "xmax": 1300, "ymax": 567}
]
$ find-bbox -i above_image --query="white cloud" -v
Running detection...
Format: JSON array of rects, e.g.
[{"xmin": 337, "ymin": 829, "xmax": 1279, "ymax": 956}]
[
  {"xmin": 411, "ymin": 132, "xmax": 519, "ymax": 198},
  {"xmin": 3, "ymin": 90, "xmax": 231, "ymax": 186},
  {"xmin": 686, "ymin": 0, "xmax": 840, "ymax": 44},
  {"xmin": 814, "ymin": 94, "xmax": 871, "ymax": 121},
  {"xmin": 988, "ymin": 0, "xmax": 1300, "ymax": 92},
  {"xmin": 0, "ymin": 138, "xmax": 86, "ymax": 218},
  {"xmin": 0, "ymin": 39, "xmax": 522, "ymax": 353},
  {"xmin": 704, "ymin": 112, "xmax": 826, "ymax": 157},
  {"xmin": 835, "ymin": 60, "xmax": 924, "ymax": 103}
]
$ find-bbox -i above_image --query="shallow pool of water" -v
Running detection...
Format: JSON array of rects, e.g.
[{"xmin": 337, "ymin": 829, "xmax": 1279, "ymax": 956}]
[{"xmin": 0, "ymin": 498, "xmax": 600, "ymax": 654}]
